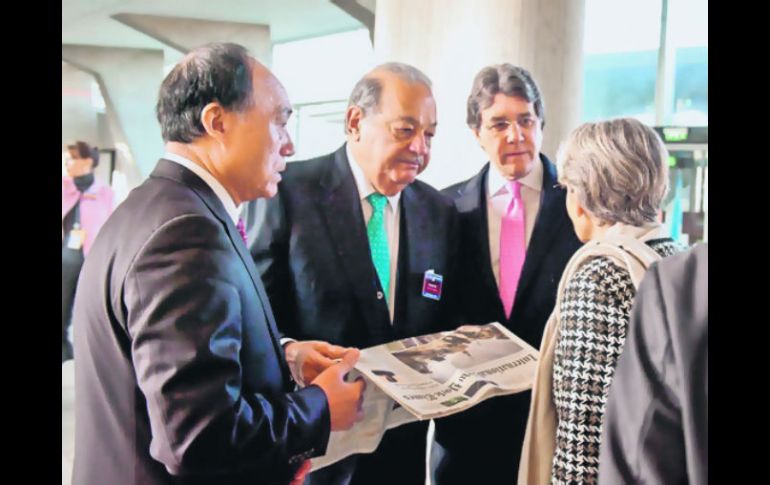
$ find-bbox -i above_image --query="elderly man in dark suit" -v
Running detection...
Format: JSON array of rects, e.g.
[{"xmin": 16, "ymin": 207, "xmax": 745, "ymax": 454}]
[
  {"xmin": 71, "ymin": 42, "xmax": 365, "ymax": 485},
  {"xmin": 431, "ymin": 63, "xmax": 582, "ymax": 485},
  {"xmin": 250, "ymin": 63, "xmax": 460, "ymax": 485}
]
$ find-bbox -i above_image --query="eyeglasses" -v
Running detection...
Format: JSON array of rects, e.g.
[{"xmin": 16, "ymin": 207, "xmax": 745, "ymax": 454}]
[{"xmin": 484, "ymin": 115, "xmax": 539, "ymax": 133}]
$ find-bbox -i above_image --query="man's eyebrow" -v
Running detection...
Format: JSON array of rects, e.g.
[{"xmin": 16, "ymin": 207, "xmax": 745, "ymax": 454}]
[{"xmin": 393, "ymin": 117, "xmax": 437, "ymax": 129}]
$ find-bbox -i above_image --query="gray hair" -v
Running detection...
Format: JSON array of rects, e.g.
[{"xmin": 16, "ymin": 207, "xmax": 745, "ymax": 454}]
[
  {"xmin": 467, "ymin": 63, "xmax": 545, "ymax": 130},
  {"xmin": 345, "ymin": 62, "xmax": 432, "ymax": 133},
  {"xmin": 556, "ymin": 118, "xmax": 669, "ymax": 226}
]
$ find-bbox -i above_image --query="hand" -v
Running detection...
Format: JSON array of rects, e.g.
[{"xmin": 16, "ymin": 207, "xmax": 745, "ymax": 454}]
[
  {"xmin": 284, "ymin": 340, "xmax": 350, "ymax": 386},
  {"xmin": 289, "ymin": 459, "xmax": 311, "ymax": 485},
  {"xmin": 311, "ymin": 349, "xmax": 366, "ymax": 431}
]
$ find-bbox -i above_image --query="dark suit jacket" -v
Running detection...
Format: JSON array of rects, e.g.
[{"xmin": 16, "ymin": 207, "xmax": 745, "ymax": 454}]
[
  {"xmin": 250, "ymin": 145, "xmax": 460, "ymax": 485},
  {"xmin": 432, "ymin": 156, "xmax": 582, "ymax": 485},
  {"xmin": 599, "ymin": 244, "xmax": 708, "ymax": 485},
  {"xmin": 72, "ymin": 159, "xmax": 331, "ymax": 485}
]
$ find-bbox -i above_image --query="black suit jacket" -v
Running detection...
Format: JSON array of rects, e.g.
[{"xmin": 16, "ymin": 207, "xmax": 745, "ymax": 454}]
[
  {"xmin": 250, "ymin": 145, "xmax": 460, "ymax": 348},
  {"xmin": 72, "ymin": 160, "xmax": 330, "ymax": 485},
  {"xmin": 250, "ymin": 145, "xmax": 460, "ymax": 484},
  {"xmin": 432, "ymin": 156, "xmax": 582, "ymax": 485}
]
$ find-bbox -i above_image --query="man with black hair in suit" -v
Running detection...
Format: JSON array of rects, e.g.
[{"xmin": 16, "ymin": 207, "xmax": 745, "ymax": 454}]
[{"xmin": 432, "ymin": 63, "xmax": 582, "ymax": 485}]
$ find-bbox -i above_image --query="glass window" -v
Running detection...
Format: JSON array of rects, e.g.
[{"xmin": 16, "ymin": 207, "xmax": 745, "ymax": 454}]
[
  {"xmin": 666, "ymin": 0, "xmax": 708, "ymax": 126},
  {"xmin": 272, "ymin": 28, "xmax": 374, "ymax": 160},
  {"xmin": 288, "ymin": 101, "xmax": 348, "ymax": 161},
  {"xmin": 582, "ymin": 0, "xmax": 663, "ymax": 124}
]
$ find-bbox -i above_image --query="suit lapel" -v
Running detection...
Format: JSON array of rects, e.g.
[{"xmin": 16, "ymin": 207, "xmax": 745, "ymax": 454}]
[
  {"xmin": 151, "ymin": 159, "xmax": 291, "ymax": 379},
  {"xmin": 393, "ymin": 186, "xmax": 432, "ymax": 337},
  {"xmin": 401, "ymin": 187, "xmax": 432, "ymax": 276},
  {"xmin": 514, "ymin": 155, "xmax": 568, "ymax": 302},
  {"xmin": 456, "ymin": 165, "xmax": 506, "ymax": 319},
  {"xmin": 318, "ymin": 147, "xmax": 393, "ymax": 344}
]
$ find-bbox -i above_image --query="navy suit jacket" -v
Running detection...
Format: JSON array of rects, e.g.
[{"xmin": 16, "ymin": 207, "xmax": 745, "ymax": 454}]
[
  {"xmin": 432, "ymin": 155, "xmax": 582, "ymax": 485},
  {"xmin": 72, "ymin": 160, "xmax": 330, "ymax": 485}
]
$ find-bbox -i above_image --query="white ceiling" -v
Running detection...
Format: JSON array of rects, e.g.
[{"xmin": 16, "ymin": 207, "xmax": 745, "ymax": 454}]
[{"xmin": 62, "ymin": 0, "xmax": 365, "ymax": 53}]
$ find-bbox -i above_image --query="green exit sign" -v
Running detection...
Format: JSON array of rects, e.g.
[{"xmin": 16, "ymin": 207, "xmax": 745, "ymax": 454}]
[{"xmin": 663, "ymin": 127, "xmax": 689, "ymax": 142}]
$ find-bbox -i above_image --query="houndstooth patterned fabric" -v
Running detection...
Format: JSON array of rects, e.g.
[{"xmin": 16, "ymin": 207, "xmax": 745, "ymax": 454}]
[{"xmin": 550, "ymin": 238, "xmax": 682, "ymax": 485}]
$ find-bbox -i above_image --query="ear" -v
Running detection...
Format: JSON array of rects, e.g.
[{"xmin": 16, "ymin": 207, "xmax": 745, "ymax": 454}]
[
  {"xmin": 575, "ymin": 198, "xmax": 604, "ymax": 228},
  {"xmin": 575, "ymin": 197, "xmax": 597, "ymax": 226},
  {"xmin": 200, "ymin": 102, "xmax": 227, "ymax": 142},
  {"xmin": 574, "ymin": 198, "xmax": 587, "ymax": 218},
  {"xmin": 346, "ymin": 106, "xmax": 364, "ymax": 141}
]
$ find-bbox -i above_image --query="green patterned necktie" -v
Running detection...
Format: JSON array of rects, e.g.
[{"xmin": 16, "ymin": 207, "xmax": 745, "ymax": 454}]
[{"xmin": 366, "ymin": 192, "xmax": 390, "ymax": 303}]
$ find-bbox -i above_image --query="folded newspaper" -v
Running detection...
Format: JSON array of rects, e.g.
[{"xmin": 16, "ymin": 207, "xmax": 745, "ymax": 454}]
[{"xmin": 311, "ymin": 322, "xmax": 539, "ymax": 471}]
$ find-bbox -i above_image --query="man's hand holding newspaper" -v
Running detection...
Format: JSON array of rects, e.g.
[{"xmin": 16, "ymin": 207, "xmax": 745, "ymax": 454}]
[
  {"xmin": 284, "ymin": 340, "xmax": 350, "ymax": 385},
  {"xmin": 309, "ymin": 323, "xmax": 540, "ymax": 470}
]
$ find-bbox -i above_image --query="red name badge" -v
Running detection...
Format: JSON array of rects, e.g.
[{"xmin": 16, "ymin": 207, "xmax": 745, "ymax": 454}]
[{"xmin": 422, "ymin": 269, "xmax": 443, "ymax": 301}]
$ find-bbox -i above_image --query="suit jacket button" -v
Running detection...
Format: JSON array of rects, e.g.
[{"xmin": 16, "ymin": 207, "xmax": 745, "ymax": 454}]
[{"xmin": 376, "ymin": 291, "xmax": 384, "ymax": 300}]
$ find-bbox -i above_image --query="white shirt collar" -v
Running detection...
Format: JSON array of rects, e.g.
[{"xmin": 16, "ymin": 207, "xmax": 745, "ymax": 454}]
[
  {"xmin": 487, "ymin": 156, "xmax": 544, "ymax": 198},
  {"xmin": 346, "ymin": 143, "xmax": 401, "ymax": 209},
  {"xmin": 163, "ymin": 152, "xmax": 241, "ymax": 224}
]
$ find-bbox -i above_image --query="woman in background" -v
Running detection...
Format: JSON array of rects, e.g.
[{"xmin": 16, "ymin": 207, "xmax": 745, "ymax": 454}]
[{"xmin": 62, "ymin": 140, "xmax": 114, "ymax": 362}]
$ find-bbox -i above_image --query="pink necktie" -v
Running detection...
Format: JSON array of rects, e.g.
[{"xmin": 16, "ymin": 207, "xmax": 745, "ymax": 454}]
[
  {"xmin": 236, "ymin": 218, "xmax": 248, "ymax": 245},
  {"xmin": 499, "ymin": 181, "xmax": 526, "ymax": 319}
]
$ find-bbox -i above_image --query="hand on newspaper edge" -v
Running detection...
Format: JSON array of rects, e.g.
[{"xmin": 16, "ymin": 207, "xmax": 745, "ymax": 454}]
[
  {"xmin": 284, "ymin": 340, "xmax": 352, "ymax": 386},
  {"xmin": 312, "ymin": 349, "xmax": 367, "ymax": 430}
]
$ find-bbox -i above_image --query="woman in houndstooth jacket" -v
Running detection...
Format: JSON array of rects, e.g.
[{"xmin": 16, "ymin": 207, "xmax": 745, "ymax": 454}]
[{"xmin": 519, "ymin": 118, "xmax": 684, "ymax": 485}]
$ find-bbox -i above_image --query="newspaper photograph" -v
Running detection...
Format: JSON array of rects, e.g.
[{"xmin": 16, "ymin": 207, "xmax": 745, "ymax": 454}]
[
  {"xmin": 356, "ymin": 322, "xmax": 538, "ymax": 419},
  {"xmin": 311, "ymin": 322, "xmax": 539, "ymax": 471}
]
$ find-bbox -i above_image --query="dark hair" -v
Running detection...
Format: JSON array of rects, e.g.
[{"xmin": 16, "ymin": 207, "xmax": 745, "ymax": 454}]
[
  {"xmin": 156, "ymin": 42, "xmax": 255, "ymax": 143},
  {"xmin": 67, "ymin": 140, "xmax": 99, "ymax": 167},
  {"xmin": 466, "ymin": 64, "xmax": 545, "ymax": 130}
]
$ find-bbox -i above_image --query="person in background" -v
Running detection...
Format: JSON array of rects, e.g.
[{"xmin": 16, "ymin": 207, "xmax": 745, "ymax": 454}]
[{"xmin": 61, "ymin": 140, "xmax": 114, "ymax": 362}]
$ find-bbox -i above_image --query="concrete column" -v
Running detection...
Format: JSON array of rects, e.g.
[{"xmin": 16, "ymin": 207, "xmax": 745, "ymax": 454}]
[
  {"xmin": 374, "ymin": 0, "xmax": 586, "ymax": 189},
  {"xmin": 62, "ymin": 45, "xmax": 165, "ymax": 185},
  {"xmin": 112, "ymin": 14, "xmax": 272, "ymax": 65},
  {"xmin": 62, "ymin": 61, "xmax": 99, "ymax": 146},
  {"xmin": 330, "ymin": 0, "xmax": 375, "ymax": 43}
]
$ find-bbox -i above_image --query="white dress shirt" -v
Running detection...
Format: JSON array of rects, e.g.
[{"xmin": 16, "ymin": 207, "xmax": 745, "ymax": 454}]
[
  {"xmin": 486, "ymin": 160, "xmax": 543, "ymax": 287},
  {"xmin": 163, "ymin": 152, "xmax": 242, "ymax": 225},
  {"xmin": 347, "ymin": 144, "xmax": 400, "ymax": 323}
]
